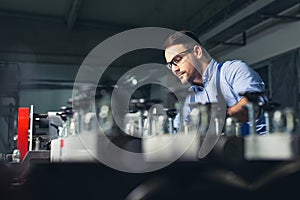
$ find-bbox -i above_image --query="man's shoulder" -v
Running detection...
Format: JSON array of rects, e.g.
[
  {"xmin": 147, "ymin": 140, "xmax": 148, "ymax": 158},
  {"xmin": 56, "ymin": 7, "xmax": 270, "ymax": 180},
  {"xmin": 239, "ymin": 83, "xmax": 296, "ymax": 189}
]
[
  {"xmin": 221, "ymin": 59, "xmax": 249, "ymax": 72},
  {"xmin": 222, "ymin": 59, "xmax": 248, "ymax": 67}
]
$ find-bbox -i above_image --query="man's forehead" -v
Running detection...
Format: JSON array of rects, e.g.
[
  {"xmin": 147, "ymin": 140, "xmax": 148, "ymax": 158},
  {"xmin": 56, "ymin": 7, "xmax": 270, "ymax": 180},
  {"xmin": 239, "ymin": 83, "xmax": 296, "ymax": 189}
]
[{"xmin": 165, "ymin": 44, "xmax": 186, "ymax": 57}]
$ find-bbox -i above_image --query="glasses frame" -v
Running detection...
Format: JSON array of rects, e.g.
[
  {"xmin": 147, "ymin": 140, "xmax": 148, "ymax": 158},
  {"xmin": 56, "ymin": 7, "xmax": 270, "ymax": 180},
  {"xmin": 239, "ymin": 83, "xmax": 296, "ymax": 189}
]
[{"xmin": 166, "ymin": 48, "xmax": 193, "ymax": 70}]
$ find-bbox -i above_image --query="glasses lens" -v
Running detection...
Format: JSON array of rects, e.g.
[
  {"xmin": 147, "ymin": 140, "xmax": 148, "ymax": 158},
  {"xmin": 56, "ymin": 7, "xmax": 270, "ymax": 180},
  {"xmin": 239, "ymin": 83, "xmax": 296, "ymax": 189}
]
[
  {"xmin": 166, "ymin": 49, "xmax": 191, "ymax": 70},
  {"xmin": 172, "ymin": 55, "xmax": 183, "ymax": 65}
]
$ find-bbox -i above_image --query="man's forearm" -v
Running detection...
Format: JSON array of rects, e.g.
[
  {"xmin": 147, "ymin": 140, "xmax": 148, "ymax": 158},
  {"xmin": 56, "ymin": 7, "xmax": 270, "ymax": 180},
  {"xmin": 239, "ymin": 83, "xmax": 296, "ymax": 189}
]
[{"xmin": 226, "ymin": 97, "xmax": 249, "ymax": 122}]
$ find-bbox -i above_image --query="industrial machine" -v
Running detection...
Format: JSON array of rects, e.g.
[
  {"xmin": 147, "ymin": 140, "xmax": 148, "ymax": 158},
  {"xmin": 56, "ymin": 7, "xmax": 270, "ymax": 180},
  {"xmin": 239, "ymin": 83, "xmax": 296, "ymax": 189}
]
[
  {"xmin": 3, "ymin": 86, "xmax": 300, "ymax": 200},
  {"xmin": 9, "ymin": 88, "xmax": 300, "ymax": 165}
]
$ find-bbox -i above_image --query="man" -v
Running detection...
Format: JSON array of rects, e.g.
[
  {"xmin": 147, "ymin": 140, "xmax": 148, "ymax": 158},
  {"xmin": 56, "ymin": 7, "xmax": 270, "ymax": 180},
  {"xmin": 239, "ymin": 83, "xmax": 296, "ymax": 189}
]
[{"xmin": 163, "ymin": 30, "xmax": 267, "ymax": 135}]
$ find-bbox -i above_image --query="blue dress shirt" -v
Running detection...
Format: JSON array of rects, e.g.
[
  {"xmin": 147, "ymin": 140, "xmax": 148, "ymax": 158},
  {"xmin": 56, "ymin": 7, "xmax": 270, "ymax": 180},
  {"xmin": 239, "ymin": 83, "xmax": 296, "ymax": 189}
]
[{"xmin": 174, "ymin": 59, "xmax": 267, "ymax": 135}]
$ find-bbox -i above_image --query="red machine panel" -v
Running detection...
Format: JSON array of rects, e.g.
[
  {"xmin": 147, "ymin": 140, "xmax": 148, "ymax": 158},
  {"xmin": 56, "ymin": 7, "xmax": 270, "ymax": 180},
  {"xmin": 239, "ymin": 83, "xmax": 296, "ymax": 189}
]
[{"xmin": 17, "ymin": 107, "xmax": 30, "ymax": 161}]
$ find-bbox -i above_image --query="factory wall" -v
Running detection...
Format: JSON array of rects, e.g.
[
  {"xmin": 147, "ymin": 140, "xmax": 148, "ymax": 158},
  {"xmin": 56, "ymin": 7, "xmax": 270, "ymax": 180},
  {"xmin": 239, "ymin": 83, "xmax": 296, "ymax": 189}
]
[
  {"xmin": 218, "ymin": 19, "xmax": 300, "ymax": 65},
  {"xmin": 18, "ymin": 62, "xmax": 79, "ymax": 113}
]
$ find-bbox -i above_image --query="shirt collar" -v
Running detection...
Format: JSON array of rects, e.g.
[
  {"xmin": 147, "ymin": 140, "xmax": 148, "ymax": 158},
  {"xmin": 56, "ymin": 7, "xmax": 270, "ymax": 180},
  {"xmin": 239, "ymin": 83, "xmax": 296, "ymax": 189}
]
[{"xmin": 188, "ymin": 85, "xmax": 203, "ymax": 92}]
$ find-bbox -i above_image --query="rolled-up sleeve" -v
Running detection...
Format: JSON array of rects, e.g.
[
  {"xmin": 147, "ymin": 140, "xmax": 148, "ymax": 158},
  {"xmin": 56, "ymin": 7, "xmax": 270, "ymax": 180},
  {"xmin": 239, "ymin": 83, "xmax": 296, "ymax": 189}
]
[{"xmin": 225, "ymin": 60, "xmax": 265, "ymax": 100}]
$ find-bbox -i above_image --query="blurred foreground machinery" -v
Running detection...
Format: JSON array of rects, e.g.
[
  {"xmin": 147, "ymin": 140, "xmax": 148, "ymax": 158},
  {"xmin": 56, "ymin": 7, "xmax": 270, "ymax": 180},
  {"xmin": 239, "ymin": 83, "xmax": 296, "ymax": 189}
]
[{"xmin": 3, "ymin": 88, "xmax": 300, "ymax": 200}]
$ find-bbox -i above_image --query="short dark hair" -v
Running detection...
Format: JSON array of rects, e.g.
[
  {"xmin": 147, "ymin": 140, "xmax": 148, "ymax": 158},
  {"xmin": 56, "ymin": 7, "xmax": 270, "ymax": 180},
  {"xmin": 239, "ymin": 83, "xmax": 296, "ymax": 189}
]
[{"xmin": 163, "ymin": 30, "xmax": 202, "ymax": 49}]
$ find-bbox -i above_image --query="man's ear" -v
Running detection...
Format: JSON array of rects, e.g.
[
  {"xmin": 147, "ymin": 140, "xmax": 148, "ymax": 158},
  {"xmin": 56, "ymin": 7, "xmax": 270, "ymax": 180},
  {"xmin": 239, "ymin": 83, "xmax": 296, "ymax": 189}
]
[{"xmin": 193, "ymin": 45, "xmax": 203, "ymax": 58}]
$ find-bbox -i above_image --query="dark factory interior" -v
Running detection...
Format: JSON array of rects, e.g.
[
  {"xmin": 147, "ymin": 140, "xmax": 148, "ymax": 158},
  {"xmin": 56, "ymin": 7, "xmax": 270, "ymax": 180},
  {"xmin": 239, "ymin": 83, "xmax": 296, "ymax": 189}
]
[{"xmin": 1, "ymin": 0, "xmax": 300, "ymax": 199}]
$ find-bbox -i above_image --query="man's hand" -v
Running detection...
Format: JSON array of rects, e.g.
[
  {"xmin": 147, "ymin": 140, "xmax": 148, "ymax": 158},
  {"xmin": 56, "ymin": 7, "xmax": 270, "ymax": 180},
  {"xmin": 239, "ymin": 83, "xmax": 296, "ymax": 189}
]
[{"xmin": 226, "ymin": 97, "xmax": 249, "ymax": 122}]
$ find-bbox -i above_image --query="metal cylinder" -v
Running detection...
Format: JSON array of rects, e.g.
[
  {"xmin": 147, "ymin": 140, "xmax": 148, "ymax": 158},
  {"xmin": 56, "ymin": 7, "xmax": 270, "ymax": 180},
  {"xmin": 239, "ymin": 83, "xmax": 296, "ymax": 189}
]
[{"xmin": 225, "ymin": 117, "xmax": 238, "ymax": 136}]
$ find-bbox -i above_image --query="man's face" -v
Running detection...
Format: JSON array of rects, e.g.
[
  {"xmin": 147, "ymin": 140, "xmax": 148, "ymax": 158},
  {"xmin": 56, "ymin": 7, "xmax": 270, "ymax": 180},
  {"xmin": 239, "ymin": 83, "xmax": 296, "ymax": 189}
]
[{"xmin": 165, "ymin": 44, "xmax": 199, "ymax": 84}]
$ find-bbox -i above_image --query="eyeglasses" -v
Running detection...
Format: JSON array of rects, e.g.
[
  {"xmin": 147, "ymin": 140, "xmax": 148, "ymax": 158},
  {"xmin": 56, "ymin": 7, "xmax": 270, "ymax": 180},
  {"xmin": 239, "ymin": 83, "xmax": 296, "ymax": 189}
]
[{"xmin": 166, "ymin": 49, "xmax": 193, "ymax": 70}]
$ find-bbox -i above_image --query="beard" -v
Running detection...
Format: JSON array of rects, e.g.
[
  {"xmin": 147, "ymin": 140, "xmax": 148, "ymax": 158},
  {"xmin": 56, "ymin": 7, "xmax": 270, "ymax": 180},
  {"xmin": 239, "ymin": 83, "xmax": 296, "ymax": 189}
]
[{"xmin": 188, "ymin": 69, "xmax": 202, "ymax": 85}]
